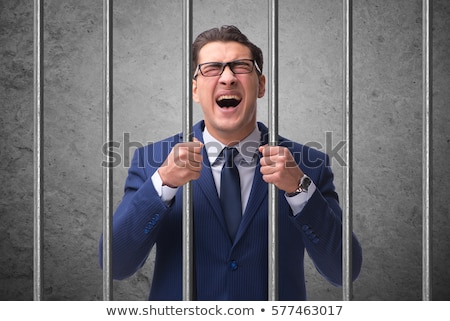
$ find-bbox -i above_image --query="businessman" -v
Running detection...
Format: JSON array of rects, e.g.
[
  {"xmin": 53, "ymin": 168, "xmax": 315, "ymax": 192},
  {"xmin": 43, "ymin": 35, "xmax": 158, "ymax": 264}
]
[{"xmin": 99, "ymin": 25, "xmax": 362, "ymax": 300}]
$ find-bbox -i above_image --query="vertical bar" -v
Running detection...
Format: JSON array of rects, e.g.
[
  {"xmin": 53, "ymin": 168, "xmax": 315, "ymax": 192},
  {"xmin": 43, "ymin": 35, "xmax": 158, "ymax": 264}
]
[
  {"xmin": 422, "ymin": 0, "xmax": 432, "ymax": 301},
  {"xmin": 182, "ymin": 0, "xmax": 194, "ymax": 301},
  {"xmin": 102, "ymin": 0, "xmax": 114, "ymax": 301},
  {"xmin": 342, "ymin": 0, "xmax": 353, "ymax": 301},
  {"xmin": 268, "ymin": 0, "xmax": 279, "ymax": 301},
  {"xmin": 33, "ymin": 0, "xmax": 44, "ymax": 301}
]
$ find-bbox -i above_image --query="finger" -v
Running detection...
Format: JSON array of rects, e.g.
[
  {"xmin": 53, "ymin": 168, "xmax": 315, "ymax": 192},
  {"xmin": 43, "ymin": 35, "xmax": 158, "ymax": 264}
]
[
  {"xmin": 186, "ymin": 152, "xmax": 203, "ymax": 170},
  {"xmin": 189, "ymin": 150, "xmax": 203, "ymax": 162},
  {"xmin": 258, "ymin": 144, "xmax": 268, "ymax": 155},
  {"xmin": 259, "ymin": 155, "xmax": 275, "ymax": 167},
  {"xmin": 177, "ymin": 142, "xmax": 203, "ymax": 156},
  {"xmin": 260, "ymin": 171, "xmax": 281, "ymax": 185},
  {"xmin": 259, "ymin": 145, "xmax": 282, "ymax": 157},
  {"xmin": 260, "ymin": 151, "xmax": 279, "ymax": 166},
  {"xmin": 191, "ymin": 138, "xmax": 204, "ymax": 153},
  {"xmin": 260, "ymin": 163, "xmax": 276, "ymax": 175}
]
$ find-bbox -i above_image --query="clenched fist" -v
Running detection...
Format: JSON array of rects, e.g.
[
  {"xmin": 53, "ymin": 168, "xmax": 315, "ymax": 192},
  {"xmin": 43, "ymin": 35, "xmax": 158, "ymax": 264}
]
[
  {"xmin": 158, "ymin": 138, "xmax": 203, "ymax": 188},
  {"xmin": 259, "ymin": 144, "xmax": 304, "ymax": 194}
]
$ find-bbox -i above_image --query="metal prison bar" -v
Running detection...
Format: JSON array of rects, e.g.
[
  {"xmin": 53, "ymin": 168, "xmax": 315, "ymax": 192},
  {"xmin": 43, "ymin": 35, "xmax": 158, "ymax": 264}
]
[
  {"xmin": 182, "ymin": 0, "xmax": 194, "ymax": 301},
  {"xmin": 32, "ymin": 0, "xmax": 433, "ymax": 301},
  {"xmin": 102, "ymin": 0, "xmax": 114, "ymax": 301},
  {"xmin": 267, "ymin": 0, "xmax": 280, "ymax": 302},
  {"xmin": 33, "ymin": 0, "xmax": 44, "ymax": 302},
  {"xmin": 422, "ymin": 0, "xmax": 433, "ymax": 302},
  {"xmin": 342, "ymin": 0, "xmax": 353, "ymax": 301}
]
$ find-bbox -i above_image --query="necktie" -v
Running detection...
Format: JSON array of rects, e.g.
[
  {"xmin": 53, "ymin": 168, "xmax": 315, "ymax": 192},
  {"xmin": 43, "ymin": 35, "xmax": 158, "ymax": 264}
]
[{"xmin": 220, "ymin": 147, "xmax": 242, "ymax": 241}]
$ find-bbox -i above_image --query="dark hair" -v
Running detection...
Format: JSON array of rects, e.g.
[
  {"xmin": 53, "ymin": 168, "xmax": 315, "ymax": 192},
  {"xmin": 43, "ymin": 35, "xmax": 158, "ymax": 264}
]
[{"xmin": 192, "ymin": 25, "xmax": 264, "ymax": 76}]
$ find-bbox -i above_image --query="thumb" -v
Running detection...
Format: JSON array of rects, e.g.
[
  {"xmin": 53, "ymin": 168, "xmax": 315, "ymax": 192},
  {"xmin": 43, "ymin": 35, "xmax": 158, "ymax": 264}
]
[
  {"xmin": 258, "ymin": 144, "xmax": 268, "ymax": 154},
  {"xmin": 192, "ymin": 136, "xmax": 204, "ymax": 148},
  {"xmin": 193, "ymin": 137, "xmax": 203, "ymax": 144}
]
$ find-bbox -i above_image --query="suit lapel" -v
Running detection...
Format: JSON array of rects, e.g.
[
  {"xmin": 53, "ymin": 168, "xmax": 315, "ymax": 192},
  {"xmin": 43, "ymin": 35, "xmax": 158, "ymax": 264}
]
[
  {"xmin": 234, "ymin": 123, "xmax": 270, "ymax": 243},
  {"xmin": 194, "ymin": 149, "xmax": 224, "ymax": 219},
  {"xmin": 234, "ymin": 162, "xmax": 267, "ymax": 242},
  {"xmin": 192, "ymin": 122, "xmax": 229, "ymax": 236}
]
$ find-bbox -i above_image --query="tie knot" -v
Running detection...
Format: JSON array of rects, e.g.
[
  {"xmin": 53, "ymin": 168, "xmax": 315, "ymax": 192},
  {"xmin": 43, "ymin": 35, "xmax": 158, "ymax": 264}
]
[{"xmin": 223, "ymin": 147, "xmax": 239, "ymax": 168}]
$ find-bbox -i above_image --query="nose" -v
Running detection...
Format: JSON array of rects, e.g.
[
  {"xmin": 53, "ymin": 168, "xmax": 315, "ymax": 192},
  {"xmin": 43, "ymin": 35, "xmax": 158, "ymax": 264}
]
[{"xmin": 219, "ymin": 65, "xmax": 237, "ymax": 86}]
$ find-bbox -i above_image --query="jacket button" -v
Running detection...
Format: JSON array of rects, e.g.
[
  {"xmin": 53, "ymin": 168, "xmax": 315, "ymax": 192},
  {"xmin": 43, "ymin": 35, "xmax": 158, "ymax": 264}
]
[{"xmin": 229, "ymin": 260, "xmax": 238, "ymax": 271}]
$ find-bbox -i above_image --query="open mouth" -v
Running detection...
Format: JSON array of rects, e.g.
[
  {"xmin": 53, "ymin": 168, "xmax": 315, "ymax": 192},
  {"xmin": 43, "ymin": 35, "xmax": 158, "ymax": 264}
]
[{"xmin": 216, "ymin": 95, "xmax": 242, "ymax": 108}]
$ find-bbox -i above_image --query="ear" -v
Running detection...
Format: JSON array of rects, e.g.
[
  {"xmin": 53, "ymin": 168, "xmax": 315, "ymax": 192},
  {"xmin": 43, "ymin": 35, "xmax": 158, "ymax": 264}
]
[
  {"xmin": 192, "ymin": 79, "xmax": 200, "ymax": 103},
  {"xmin": 257, "ymin": 74, "xmax": 266, "ymax": 98}
]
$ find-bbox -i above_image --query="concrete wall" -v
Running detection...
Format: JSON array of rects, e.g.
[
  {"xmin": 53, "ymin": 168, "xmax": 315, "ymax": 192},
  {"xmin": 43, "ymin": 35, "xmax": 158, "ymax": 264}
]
[{"xmin": 1, "ymin": 0, "xmax": 449, "ymax": 300}]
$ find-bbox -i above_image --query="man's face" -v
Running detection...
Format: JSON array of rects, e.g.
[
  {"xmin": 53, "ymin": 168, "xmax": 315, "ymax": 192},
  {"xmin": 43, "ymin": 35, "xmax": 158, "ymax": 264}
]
[{"xmin": 193, "ymin": 41, "xmax": 266, "ymax": 145}]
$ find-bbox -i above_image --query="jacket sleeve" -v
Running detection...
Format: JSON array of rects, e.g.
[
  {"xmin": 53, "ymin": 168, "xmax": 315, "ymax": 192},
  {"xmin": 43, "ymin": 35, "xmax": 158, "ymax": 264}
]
[
  {"xmin": 98, "ymin": 146, "xmax": 172, "ymax": 280},
  {"xmin": 292, "ymin": 153, "xmax": 363, "ymax": 286}
]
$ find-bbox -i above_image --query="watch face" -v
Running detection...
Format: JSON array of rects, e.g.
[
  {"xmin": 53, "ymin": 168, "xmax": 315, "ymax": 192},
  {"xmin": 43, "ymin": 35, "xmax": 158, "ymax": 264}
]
[{"xmin": 301, "ymin": 177, "xmax": 311, "ymax": 191}]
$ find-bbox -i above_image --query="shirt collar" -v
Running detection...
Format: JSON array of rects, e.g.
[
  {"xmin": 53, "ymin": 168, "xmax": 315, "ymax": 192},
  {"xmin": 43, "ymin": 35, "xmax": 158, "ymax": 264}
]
[{"xmin": 203, "ymin": 126, "xmax": 261, "ymax": 166}]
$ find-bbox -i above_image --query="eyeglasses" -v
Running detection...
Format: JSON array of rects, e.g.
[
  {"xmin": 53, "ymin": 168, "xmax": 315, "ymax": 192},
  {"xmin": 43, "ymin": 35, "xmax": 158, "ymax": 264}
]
[{"xmin": 193, "ymin": 59, "xmax": 261, "ymax": 79}]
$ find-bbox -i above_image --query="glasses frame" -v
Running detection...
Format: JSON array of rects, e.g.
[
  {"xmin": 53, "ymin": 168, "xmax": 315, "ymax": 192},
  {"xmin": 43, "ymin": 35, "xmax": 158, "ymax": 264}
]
[{"xmin": 193, "ymin": 59, "xmax": 262, "ymax": 79}]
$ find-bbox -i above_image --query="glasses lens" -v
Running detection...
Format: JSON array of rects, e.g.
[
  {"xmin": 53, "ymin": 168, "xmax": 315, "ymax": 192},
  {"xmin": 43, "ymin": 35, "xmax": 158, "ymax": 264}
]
[
  {"xmin": 201, "ymin": 62, "xmax": 224, "ymax": 77},
  {"xmin": 230, "ymin": 60, "xmax": 254, "ymax": 74},
  {"xmin": 199, "ymin": 60, "xmax": 254, "ymax": 77}
]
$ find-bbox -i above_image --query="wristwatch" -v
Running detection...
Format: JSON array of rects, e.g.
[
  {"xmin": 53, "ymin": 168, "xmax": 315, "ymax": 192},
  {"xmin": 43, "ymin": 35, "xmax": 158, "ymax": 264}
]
[{"xmin": 286, "ymin": 175, "xmax": 311, "ymax": 197}]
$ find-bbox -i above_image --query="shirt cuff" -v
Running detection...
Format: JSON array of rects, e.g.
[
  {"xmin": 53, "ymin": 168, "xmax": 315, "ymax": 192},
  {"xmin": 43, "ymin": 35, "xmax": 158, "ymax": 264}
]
[
  {"xmin": 284, "ymin": 181, "xmax": 316, "ymax": 216},
  {"xmin": 151, "ymin": 170, "xmax": 179, "ymax": 204}
]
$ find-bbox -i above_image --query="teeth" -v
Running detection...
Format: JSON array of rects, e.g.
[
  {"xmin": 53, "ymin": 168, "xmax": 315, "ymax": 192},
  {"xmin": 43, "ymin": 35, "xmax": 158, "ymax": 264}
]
[{"xmin": 217, "ymin": 95, "xmax": 241, "ymax": 101}]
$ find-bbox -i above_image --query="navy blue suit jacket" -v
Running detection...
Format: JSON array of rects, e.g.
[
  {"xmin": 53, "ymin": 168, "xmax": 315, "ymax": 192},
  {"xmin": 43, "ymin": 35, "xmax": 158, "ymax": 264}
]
[{"xmin": 99, "ymin": 121, "xmax": 362, "ymax": 300}]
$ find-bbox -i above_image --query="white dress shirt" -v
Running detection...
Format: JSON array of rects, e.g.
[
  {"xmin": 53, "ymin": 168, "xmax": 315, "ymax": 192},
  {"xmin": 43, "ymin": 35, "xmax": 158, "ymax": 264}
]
[{"xmin": 151, "ymin": 126, "xmax": 316, "ymax": 215}]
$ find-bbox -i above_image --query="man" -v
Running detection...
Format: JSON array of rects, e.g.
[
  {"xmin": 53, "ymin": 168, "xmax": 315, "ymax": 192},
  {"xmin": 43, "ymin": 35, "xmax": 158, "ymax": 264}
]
[{"xmin": 99, "ymin": 25, "xmax": 362, "ymax": 300}]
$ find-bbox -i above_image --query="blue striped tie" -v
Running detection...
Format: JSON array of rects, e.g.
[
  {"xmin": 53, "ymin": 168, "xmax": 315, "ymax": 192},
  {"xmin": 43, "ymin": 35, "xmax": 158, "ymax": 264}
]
[{"xmin": 220, "ymin": 147, "xmax": 242, "ymax": 241}]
